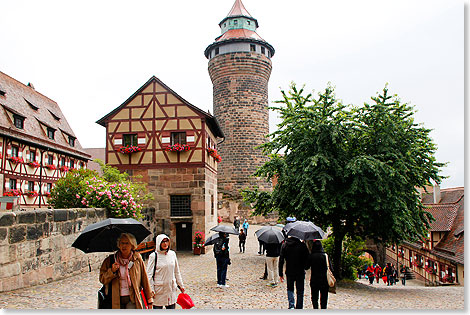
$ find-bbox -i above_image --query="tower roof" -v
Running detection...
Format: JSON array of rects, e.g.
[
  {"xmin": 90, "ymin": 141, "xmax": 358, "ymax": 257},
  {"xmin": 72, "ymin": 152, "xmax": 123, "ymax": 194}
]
[{"xmin": 219, "ymin": 0, "xmax": 259, "ymax": 28}]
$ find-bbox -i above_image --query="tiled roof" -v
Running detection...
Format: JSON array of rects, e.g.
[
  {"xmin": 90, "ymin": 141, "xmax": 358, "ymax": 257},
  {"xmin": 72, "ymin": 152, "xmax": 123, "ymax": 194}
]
[
  {"xmin": 216, "ymin": 29, "xmax": 265, "ymax": 42},
  {"xmin": 0, "ymin": 71, "xmax": 90, "ymax": 160},
  {"xmin": 226, "ymin": 0, "xmax": 252, "ymax": 18},
  {"xmin": 83, "ymin": 148, "xmax": 105, "ymax": 174},
  {"xmin": 424, "ymin": 204, "xmax": 459, "ymax": 231}
]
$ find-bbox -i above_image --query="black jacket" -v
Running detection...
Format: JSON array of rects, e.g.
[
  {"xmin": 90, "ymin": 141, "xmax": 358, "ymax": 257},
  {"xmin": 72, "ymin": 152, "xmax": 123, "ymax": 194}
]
[
  {"xmin": 213, "ymin": 235, "xmax": 230, "ymax": 258},
  {"xmin": 306, "ymin": 249, "xmax": 329, "ymax": 287},
  {"xmin": 265, "ymin": 243, "xmax": 281, "ymax": 257},
  {"xmin": 278, "ymin": 237, "xmax": 309, "ymax": 277},
  {"xmin": 238, "ymin": 233, "xmax": 246, "ymax": 242}
]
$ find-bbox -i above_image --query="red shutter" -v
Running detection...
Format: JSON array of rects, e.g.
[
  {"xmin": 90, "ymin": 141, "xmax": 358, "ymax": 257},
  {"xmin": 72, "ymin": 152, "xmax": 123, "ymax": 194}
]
[{"xmin": 161, "ymin": 131, "xmax": 171, "ymax": 149}]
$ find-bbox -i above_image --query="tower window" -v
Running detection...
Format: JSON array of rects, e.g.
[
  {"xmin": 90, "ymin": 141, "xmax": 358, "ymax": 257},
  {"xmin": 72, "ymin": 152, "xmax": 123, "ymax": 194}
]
[
  {"xmin": 250, "ymin": 44, "xmax": 256, "ymax": 52},
  {"xmin": 247, "ymin": 20, "xmax": 251, "ymax": 25},
  {"xmin": 171, "ymin": 132, "xmax": 186, "ymax": 145},
  {"xmin": 215, "ymin": 47, "xmax": 219, "ymax": 56},
  {"xmin": 13, "ymin": 114, "xmax": 24, "ymax": 129},
  {"xmin": 224, "ymin": 23, "xmax": 226, "ymax": 27},
  {"xmin": 261, "ymin": 47, "xmax": 265, "ymax": 54},
  {"xmin": 234, "ymin": 20, "xmax": 238, "ymax": 25}
]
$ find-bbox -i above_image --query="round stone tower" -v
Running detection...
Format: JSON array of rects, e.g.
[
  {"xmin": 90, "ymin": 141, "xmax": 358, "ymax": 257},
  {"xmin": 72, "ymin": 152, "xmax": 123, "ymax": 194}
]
[{"xmin": 205, "ymin": 0, "xmax": 275, "ymax": 204}]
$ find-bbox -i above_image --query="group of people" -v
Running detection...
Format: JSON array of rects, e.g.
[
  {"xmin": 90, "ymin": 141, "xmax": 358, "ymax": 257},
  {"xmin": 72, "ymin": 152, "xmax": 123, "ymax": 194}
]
[
  {"xmin": 99, "ymin": 233, "xmax": 185, "ymax": 309},
  {"xmin": 363, "ymin": 262, "xmax": 400, "ymax": 286}
]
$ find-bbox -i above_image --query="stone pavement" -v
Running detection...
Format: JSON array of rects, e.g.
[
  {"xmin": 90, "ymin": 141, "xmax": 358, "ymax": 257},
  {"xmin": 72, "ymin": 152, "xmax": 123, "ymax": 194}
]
[{"xmin": 0, "ymin": 225, "xmax": 464, "ymax": 309}]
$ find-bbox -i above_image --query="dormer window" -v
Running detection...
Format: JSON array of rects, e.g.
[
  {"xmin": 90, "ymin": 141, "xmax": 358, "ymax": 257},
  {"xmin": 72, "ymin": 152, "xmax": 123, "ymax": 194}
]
[
  {"xmin": 0, "ymin": 89, "xmax": 5, "ymax": 96},
  {"xmin": 68, "ymin": 136, "xmax": 75, "ymax": 147},
  {"xmin": 48, "ymin": 110, "xmax": 60, "ymax": 121},
  {"xmin": 234, "ymin": 20, "xmax": 238, "ymax": 25},
  {"xmin": 25, "ymin": 99, "xmax": 39, "ymax": 111},
  {"xmin": 47, "ymin": 127, "xmax": 55, "ymax": 140},
  {"xmin": 13, "ymin": 114, "xmax": 24, "ymax": 129}
]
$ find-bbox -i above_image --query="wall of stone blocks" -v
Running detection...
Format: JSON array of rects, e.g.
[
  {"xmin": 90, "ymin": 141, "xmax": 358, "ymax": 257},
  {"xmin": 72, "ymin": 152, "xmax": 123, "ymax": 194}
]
[{"xmin": 0, "ymin": 208, "xmax": 108, "ymax": 292}]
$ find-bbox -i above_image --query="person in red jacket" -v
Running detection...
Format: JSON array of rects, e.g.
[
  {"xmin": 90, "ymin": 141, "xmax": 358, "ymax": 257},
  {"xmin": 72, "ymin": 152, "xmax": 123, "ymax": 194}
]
[
  {"xmin": 374, "ymin": 264, "xmax": 382, "ymax": 284},
  {"xmin": 366, "ymin": 265, "xmax": 375, "ymax": 284}
]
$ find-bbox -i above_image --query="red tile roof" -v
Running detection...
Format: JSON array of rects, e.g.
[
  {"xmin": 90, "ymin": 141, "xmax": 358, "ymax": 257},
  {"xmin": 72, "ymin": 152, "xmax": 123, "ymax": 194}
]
[
  {"xmin": 216, "ymin": 29, "xmax": 265, "ymax": 42},
  {"xmin": 226, "ymin": 0, "xmax": 252, "ymax": 18},
  {"xmin": 0, "ymin": 71, "xmax": 90, "ymax": 160},
  {"xmin": 425, "ymin": 204, "xmax": 459, "ymax": 231}
]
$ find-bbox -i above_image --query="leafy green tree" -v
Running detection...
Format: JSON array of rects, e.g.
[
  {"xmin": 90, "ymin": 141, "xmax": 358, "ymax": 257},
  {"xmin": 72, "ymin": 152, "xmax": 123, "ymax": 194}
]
[{"xmin": 243, "ymin": 83, "xmax": 443, "ymax": 278}]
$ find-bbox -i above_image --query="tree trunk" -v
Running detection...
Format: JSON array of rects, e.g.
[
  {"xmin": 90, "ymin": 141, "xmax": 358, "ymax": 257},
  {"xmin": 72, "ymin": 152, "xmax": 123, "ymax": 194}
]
[{"xmin": 332, "ymin": 230, "xmax": 345, "ymax": 280}]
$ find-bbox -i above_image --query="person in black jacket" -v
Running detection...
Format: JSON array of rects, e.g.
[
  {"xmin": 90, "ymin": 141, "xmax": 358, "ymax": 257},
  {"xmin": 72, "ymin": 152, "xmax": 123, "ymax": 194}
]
[
  {"xmin": 213, "ymin": 232, "xmax": 230, "ymax": 288},
  {"xmin": 279, "ymin": 236, "xmax": 309, "ymax": 309},
  {"xmin": 265, "ymin": 242, "xmax": 282, "ymax": 287},
  {"xmin": 306, "ymin": 240, "xmax": 329, "ymax": 309},
  {"xmin": 238, "ymin": 229, "xmax": 246, "ymax": 253}
]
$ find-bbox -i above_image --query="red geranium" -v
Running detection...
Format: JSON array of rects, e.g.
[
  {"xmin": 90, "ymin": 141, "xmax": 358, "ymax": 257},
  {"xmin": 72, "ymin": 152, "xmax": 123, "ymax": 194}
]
[
  {"xmin": 9, "ymin": 156, "xmax": 24, "ymax": 164},
  {"xmin": 119, "ymin": 146, "xmax": 142, "ymax": 154},
  {"xmin": 207, "ymin": 148, "xmax": 222, "ymax": 162},
  {"xmin": 27, "ymin": 161, "xmax": 40, "ymax": 168},
  {"xmin": 166, "ymin": 143, "xmax": 190, "ymax": 152},
  {"xmin": 3, "ymin": 190, "xmax": 20, "ymax": 196}
]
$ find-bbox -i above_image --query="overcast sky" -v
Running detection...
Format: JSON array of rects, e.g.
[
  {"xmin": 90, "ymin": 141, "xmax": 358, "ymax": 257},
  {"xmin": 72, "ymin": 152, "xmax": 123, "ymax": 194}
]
[{"xmin": 1, "ymin": 0, "xmax": 464, "ymax": 189}]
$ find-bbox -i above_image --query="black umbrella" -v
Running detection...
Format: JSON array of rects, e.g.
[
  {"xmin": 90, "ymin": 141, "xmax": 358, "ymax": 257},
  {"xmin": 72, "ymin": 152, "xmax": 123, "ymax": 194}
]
[
  {"xmin": 255, "ymin": 226, "xmax": 284, "ymax": 244},
  {"xmin": 210, "ymin": 225, "xmax": 239, "ymax": 235},
  {"xmin": 284, "ymin": 220, "xmax": 325, "ymax": 241},
  {"xmin": 204, "ymin": 233, "xmax": 221, "ymax": 246},
  {"xmin": 72, "ymin": 218, "xmax": 151, "ymax": 253}
]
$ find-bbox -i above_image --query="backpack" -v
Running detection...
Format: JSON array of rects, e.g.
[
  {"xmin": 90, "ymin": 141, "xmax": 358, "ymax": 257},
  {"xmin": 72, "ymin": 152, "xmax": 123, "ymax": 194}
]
[{"xmin": 98, "ymin": 254, "xmax": 115, "ymax": 309}]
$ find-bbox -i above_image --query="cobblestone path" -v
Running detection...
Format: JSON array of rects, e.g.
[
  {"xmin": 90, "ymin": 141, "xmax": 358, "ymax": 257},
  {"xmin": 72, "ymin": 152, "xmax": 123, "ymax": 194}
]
[{"xmin": 0, "ymin": 225, "xmax": 464, "ymax": 309}]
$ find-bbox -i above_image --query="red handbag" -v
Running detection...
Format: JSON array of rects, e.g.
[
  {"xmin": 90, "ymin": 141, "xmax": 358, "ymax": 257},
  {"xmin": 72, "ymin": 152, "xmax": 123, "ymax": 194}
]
[{"xmin": 177, "ymin": 293, "xmax": 195, "ymax": 309}]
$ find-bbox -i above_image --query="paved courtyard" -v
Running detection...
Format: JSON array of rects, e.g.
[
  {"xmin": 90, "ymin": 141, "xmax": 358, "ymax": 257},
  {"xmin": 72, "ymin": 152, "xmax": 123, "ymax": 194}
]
[{"xmin": 0, "ymin": 225, "xmax": 464, "ymax": 310}]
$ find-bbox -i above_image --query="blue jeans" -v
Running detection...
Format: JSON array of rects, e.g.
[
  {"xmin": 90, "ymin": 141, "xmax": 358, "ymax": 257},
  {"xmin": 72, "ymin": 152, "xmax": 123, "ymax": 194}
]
[
  {"xmin": 286, "ymin": 274, "xmax": 305, "ymax": 309},
  {"xmin": 216, "ymin": 256, "xmax": 229, "ymax": 285}
]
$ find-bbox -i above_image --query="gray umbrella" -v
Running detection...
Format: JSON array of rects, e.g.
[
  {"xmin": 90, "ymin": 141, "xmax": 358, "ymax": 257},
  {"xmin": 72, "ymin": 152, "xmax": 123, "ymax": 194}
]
[
  {"xmin": 255, "ymin": 226, "xmax": 284, "ymax": 244},
  {"xmin": 204, "ymin": 233, "xmax": 221, "ymax": 246},
  {"xmin": 210, "ymin": 225, "xmax": 239, "ymax": 235},
  {"xmin": 284, "ymin": 220, "xmax": 325, "ymax": 240}
]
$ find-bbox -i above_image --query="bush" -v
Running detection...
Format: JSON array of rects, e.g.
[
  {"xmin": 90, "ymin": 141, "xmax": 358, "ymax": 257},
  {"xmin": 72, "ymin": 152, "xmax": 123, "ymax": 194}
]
[{"xmin": 48, "ymin": 169, "xmax": 98, "ymax": 209}]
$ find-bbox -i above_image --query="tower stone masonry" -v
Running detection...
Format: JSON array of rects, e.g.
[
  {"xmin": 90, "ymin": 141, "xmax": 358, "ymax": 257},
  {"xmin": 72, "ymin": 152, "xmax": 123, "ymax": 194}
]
[{"xmin": 205, "ymin": 0, "xmax": 275, "ymax": 207}]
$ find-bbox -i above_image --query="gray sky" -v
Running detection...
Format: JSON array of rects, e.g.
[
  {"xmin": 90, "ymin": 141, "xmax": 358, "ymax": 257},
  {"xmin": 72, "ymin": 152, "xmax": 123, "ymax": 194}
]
[{"xmin": 1, "ymin": 0, "xmax": 464, "ymax": 188}]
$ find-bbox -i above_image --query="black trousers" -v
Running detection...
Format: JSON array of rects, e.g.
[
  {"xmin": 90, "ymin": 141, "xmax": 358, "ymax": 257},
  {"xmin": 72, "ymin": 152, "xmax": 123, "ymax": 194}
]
[
  {"xmin": 153, "ymin": 304, "xmax": 175, "ymax": 309},
  {"xmin": 310, "ymin": 284, "xmax": 328, "ymax": 309}
]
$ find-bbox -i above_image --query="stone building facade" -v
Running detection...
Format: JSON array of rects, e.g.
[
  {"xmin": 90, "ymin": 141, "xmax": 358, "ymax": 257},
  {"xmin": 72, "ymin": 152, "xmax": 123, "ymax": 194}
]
[{"xmin": 205, "ymin": 0, "xmax": 276, "ymax": 223}]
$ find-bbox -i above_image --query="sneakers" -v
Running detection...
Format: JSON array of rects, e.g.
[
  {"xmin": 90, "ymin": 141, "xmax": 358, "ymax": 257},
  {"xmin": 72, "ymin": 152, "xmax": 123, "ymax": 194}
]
[
  {"xmin": 266, "ymin": 283, "xmax": 278, "ymax": 287},
  {"xmin": 221, "ymin": 284, "xmax": 230, "ymax": 288}
]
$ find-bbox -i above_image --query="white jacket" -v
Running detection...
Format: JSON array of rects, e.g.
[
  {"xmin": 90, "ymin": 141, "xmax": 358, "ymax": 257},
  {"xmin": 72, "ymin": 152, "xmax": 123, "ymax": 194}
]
[{"xmin": 146, "ymin": 234, "xmax": 184, "ymax": 306}]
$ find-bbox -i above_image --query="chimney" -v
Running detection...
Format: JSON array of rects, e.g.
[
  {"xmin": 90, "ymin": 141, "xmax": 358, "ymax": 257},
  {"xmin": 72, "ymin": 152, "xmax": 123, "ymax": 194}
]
[
  {"xmin": 433, "ymin": 184, "xmax": 441, "ymax": 204},
  {"xmin": 27, "ymin": 82, "xmax": 35, "ymax": 90}
]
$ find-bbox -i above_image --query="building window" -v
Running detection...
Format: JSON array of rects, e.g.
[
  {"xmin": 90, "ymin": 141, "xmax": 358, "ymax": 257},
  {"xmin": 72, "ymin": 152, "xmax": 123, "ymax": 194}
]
[
  {"xmin": 171, "ymin": 132, "xmax": 186, "ymax": 145},
  {"xmin": 60, "ymin": 157, "xmax": 66, "ymax": 167},
  {"xmin": 28, "ymin": 181, "xmax": 34, "ymax": 192},
  {"xmin": 70, "ymin": 160, "xmax": 75, "ymax": 169},
  {"xmin": 261, "ymin": 47, "xmax": 265, "ymax": 54},
  {"xmin": 13, "ymin": 115, "xmax": 24, "ymax": 129},
  {"xmin": 234, "ymin": 20, "xmax": 238, "ymax": 25},
  {"xmin": 48, "ymin": 155, "xmax": 53, "ymax": 165},
  {"xmin": 47, "ymin": 127, "xmax": 55, "ymax": 140},
  {"xmin": 123, "ymin": 134, "xmax": 138, "ymax": 147},
  {"xmin": 11, "ymin": 146, "xmax": 19, "ymax": 157},
  {"xmin": 215, "ymin": 47, "xmax": 219, "ymax": 56},
  {"xmin": 68, "ymin": 136, "xmax": 75, "ymax": 147},
  {"xmin": 9, "ymin": 178, "xmax": 17, "ymax": 190},
  {"xmin": 170, "ymin": 195, "xmax": 191, "ymax": 217},
  {"xmin": 211, "ymin": 194, "xmax": 214, "ymax": 215},
  {"xmin": 250, "ymin": 44, "xmax": 256, "ymax": 52},
  {"xmin": 46, "ymin": 183, "xmax": 52, "ymax": 193},
  {"xmin": 29, "ymin": 151, "xmax": 36, "ymax": 162}
]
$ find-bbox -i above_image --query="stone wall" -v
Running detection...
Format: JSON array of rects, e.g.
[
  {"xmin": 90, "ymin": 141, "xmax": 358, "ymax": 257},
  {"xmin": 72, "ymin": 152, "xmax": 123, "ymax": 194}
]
[{"xmin": 0, "ymin": 208, "xmax": 108, "ymax": 292}]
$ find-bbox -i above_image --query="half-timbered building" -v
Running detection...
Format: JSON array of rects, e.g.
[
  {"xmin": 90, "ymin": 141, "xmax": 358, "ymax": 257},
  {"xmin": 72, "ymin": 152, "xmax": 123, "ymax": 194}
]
[
  {"xmin": 386, "ymin": 186, "xmax": 464, "ymax": 285},
  {"xmin": 0, "ymin": 71, "xmax": 91, "ymax": 207},
  {"xmin": 96, "ymin": 76, "xmax": 224, "ymax": 251}
]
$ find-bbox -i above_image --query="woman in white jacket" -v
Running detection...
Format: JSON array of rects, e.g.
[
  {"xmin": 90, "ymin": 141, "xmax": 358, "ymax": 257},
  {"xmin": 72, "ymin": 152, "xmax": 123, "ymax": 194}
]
[{"xmin": 147, "ymin": 234, "xmax": 185, "ymax": 309}]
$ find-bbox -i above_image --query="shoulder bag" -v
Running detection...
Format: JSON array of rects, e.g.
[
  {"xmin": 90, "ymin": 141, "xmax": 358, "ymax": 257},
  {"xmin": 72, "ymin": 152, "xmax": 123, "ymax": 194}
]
[
  {"xmin": 325, "ymin": 253, "xmax": 337, "ymax": 294},
  {"xmin": 98, "ymin": 254, "xmax": 115, "ymax": 309}
]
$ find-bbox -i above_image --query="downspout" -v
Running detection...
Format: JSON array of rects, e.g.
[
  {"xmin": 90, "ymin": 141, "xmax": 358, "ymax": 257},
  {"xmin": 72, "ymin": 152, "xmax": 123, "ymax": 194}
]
[{"xmin": 38, "ymin": 149, "xmax": 44, "ymax": 208}]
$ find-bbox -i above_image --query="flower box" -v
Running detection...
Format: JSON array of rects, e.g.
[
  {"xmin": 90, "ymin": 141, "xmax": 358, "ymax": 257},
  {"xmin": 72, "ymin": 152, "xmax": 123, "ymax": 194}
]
[
  {"xmin": 45, "ymin": 164, "xmax": 56, "ymax": 170},
  {"xmin": 119, "ymin": 146, "xmax": 142, "ymax": 154},
  {"xmin": 27, "ymin": 161, "xmax": 40, "ymax": 168},
  {"xmin": 3, "ymin": 190, "xmax": 20, "ymax": 197},
  {"xmin": 207, "ymin": 148, "xmax": 222, "ymax": 162},
  {"xmin": 43, "ymin": 192, "xmax": 51, "ymax": 197},
  {"xmin": 166, "ymin": 143, "xmax": 190, "ymax": 152},
  {"xmin": 9, "ymin": 156, "xmax": 24, "ymax": 164},
  {"xmin": 193, "ymin": 231, "xmax": 205, "ymax": 254},
  {"xmin": 59, "ymin": 166, "xmax": 69, "ymax": 172},
  {"xmin": 25, "ymin": 191, "xmax": 38, "ymax": 197}
]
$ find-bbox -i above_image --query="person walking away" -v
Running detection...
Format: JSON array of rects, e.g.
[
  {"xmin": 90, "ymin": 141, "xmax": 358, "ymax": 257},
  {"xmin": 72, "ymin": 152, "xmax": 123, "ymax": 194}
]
[
  {"xmin": 99, "ymin": 233, "xmax": 153, "ymax": 309},
  {"xmin": 238, "ymin": 229, "xmax": 246, "ymax": 253},
  {"xmin": 146, "ymin": 234, "xmax": 185, "ymax": 309},
  {"xmin": 400, "ymin": 265, "xmax": 406, "ymax": 286},
  {"xmin": 305, "ymin": 240, "xmax": 329, "ymax": 309},
  {"xmin": 265, "ymin": 242, "xmax": 281, "ymax": 287},
  {"xmin": 366, "ymin": 265, "xmax": 375, "ymax": 285},
  {"xmin": 385, "ymin": 263, "xmax": 394, "ymax": 286},
  {"xmin": 375, "ymin": 264, "xmax": 382, "ymax": 284},
  {"xmin": 279, "ymin": 236, "xmax": 309, "ymax": 309},
  {"xmin": 233, "ymin": 216, "xmax": 240, "ymax": 231},
  {"xmin": 258, "ymin": 240, "xmax": 266, "ymax": 255},
  {"xmin": 213, "ymin": 232, "xmax": 230, "ymax": 287},
  {"xmin": 242, "ymin": 219, "xmax": 249, "ymax": 236}
]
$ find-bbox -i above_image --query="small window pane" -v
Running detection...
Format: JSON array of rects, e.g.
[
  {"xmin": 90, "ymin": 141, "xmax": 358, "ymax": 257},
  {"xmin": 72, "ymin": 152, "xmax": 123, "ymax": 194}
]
[
  {"xmin": 69, "ymin": 136, "xmax": 75, "ymax": 147},
  {"xmin": 9, "ymin": 179, "xmax": 17, "ymax": 190},
  {"xmin": 28, "ymin": 181, "xmax": 34, "ymax": 192},
  {"xmin": 250, "ymin": 44, "xmax": 256, "ymax": 52},
  {"xmin": 47, "ymin": 128, "xmax": 55, "ymax": 140},
  {"xmin": 14, "ymin": 115, "xmax": 24, "ymax": 129},
  {"xmin": 11, "ymin": 146, "xmax": 19, "ymax": 157},
  {"xmin": 170, "ymin": 195, "xmax": 191, "ymax": 217},
  {"xmin": 48, "ymin": 155, "xmax": 53, "ymax": 165},
  {"xmin": 30, "ymin": 151, "xmax": 36, "ymax": 162},
  {"xmin": 171, "ymin": 132, "xmax": 186, "ymax": 145},
  {"xmin": 123, "ymin": 134, "xmax": 137, "ymax": 146}
]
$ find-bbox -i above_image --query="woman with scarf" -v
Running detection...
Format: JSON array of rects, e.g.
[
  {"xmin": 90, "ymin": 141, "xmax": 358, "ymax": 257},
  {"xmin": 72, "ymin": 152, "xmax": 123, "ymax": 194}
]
[
  {"xmin": 147, "ymin": 234, "xmax": 185, "ymax": 309},
  {"xmin": 99, "ymin": 233, "xmax": 153, "ymax": 309}
]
